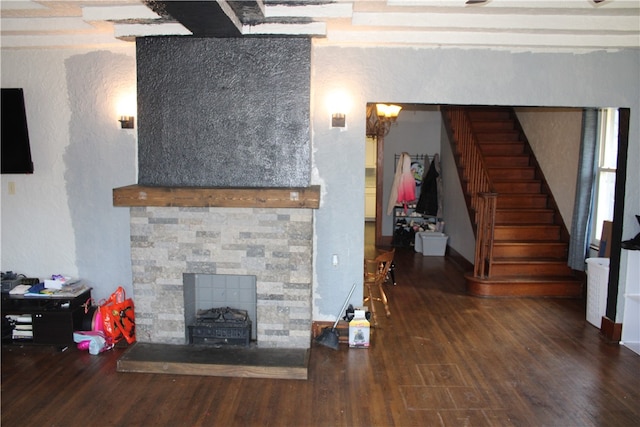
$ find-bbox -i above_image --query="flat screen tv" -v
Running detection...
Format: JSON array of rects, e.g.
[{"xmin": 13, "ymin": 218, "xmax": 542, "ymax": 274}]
[{"xmin": 2, "ymin": 88, "xmax": 34, "ymax": 174}]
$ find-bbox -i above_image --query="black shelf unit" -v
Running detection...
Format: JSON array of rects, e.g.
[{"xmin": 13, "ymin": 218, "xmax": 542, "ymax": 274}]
[{"xmin": 2, "ymin": 288, "xmax": 91, "ymax": 345}]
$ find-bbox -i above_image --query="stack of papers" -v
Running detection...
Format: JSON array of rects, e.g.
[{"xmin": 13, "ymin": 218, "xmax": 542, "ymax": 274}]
[
  {"xmin": 22, "ymin": 280, "xmax": 88, "ymax": 297},
  {"xmin": 9, "ymin": 284, "xmax": 32, "ymax": 295}
]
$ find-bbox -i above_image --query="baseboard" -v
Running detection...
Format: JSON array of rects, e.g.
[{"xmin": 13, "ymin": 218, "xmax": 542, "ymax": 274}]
[
  {"xmin": 446, "ymin": 246, "xmax": 473, "ymax": 272},
  {"xmin": 600, "ymin": 316, "xmax": 622, "ymax": 343}
]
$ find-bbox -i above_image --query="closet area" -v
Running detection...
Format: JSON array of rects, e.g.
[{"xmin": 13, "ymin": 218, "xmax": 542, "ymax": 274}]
[
  {"xmin": 366, "ymin": 104, "xmax": 448, "ymax": 253},
  {"xmin": 389, "ymin": 153, "xmax": 444, "ymax": 250}
]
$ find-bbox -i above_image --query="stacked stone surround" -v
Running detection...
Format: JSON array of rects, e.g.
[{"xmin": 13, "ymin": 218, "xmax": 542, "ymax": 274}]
[{"xmin": 129, "ymin": 206, "xmax": 314, "ymax": 349}]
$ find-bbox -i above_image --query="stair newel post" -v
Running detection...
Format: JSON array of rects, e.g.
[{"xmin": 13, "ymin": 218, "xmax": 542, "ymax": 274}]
[
  {"xmin": 474, "ymin": 195, "xmax": 487, "ymax": 277},
  {"xmin": 484, "ymin": 193, "xmax": 498, "ymax": 278},
  {"xmin": 475, "ymin": 192, "xmax": 498, "ymax": 278}
]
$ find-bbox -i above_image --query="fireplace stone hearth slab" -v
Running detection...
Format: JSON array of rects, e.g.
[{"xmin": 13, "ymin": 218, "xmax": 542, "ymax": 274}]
[{"xmin": 117, "ymin": 342, "xmax": 309, "ymax": 380}]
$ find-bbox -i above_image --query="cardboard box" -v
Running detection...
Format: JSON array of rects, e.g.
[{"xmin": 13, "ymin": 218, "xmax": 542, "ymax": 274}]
[
  {"xmin": 349, "ymin": 308, "xmax": 370, "ymax": 348},
  {"xmin": 599, "ymin": 221, "xmax": 612, "ymax": 258}
]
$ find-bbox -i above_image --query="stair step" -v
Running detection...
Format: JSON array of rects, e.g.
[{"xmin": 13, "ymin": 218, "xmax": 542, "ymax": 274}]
[
  {"xmin": 489, "ymin": 259, "xmax": 574, "ymax": 277},
  {"xmin": 479, "ymin": 142, "xmax": 525, "ymax": 156},
  {"xmin": 484, "ymin": 155, "xmax": 530, "ymax": 167},
  {"xmin": 493, "ymin": 241, "xmax": 568, "ymax": 259},
  {"xmin": 467, "ymin": 110, "xmax": 512, "ymax": 121},
  {"xmin": 494, "ymin": 224, "xmax": 560, "ymax": 241},
  {"xmin": 493, "ymin": 180, "xmax": 542, "ymax": 193},
  {"xmin": 471, "ymin": 120, "xmax": 515, "ymax": 131},
  {"xmin": 465, "ymin": 274, "xmax": 583, "ymax": 298},
  {"xmin": 495, "ymin": 209, "xmax": 555, "ymax": 224},
  {"xmin": 474, "ymin": 130, "xmax": 521, "ymax": 141},
  {"xmin": 488, "ymin": 166, "xmax": 536, "ymax": 180},
  {"xmin": 497, "ymin": 194, "xmax": 548, "ymax": 209}
]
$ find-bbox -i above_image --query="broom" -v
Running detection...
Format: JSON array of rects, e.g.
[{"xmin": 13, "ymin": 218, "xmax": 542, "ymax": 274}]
[{"xmin": 315, "ymin": 282, "xmax": 357, "ymax": 350}]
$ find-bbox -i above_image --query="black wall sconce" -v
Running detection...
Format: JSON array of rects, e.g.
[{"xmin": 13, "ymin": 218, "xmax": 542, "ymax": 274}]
[
  {"xmin": 118, "ymin": 116, "xmax": 135, "ymax": 129},
  {"xmin": 331, "ymin": 112, "xmax": 346, "ymax": 128}
]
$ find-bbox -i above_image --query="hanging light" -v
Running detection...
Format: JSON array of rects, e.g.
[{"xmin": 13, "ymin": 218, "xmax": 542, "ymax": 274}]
[{"xmin": 366, "ymin": 103, "xmax": 402, "ymax": 138}]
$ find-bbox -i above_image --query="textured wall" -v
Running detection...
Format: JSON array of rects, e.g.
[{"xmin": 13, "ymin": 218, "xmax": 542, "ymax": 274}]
[
  {"xmin": 136, "ymin": 37, "xmax": 311, "ymax": 187},
  {"xmin": 515, "ymin": 108, "xmax": 582, "ymax": 229},
  {"xmin": 0, "ymin": 48, "xmax": 137, "ymax": 302}
]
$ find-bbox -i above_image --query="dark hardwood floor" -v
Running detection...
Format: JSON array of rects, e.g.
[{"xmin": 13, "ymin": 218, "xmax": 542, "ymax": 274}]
[{"xmin": 3, "ymin": 231, "xmax": 639, "ymax": 426}]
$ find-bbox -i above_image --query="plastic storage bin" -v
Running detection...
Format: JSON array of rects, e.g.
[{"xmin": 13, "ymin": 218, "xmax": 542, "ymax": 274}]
[
  {"xmin": 585, "ymin": 257, "xmax": 610, "ymax": 328},
  {"xmin": 415, "ymin": 232, "xmax": 448, "ymax": 256}
]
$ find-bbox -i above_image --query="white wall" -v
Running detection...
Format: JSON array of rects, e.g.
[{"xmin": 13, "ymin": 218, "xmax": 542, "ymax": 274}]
[
  {"xmin": 311, "ymin": 46, "xmax": 639, "ymax": 322},
  {"xmin": 1, "ymin": 47, "xmax": 137, "ymax": 301},
  {"xmin": 440, "ymin": 120, "xmax": 477, "ymax": 262}
]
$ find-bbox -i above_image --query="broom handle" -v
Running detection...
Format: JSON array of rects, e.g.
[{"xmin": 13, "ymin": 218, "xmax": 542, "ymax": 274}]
[{"xmin": 332, "ymin": 282, "xmax": 357, "ymax": 329}]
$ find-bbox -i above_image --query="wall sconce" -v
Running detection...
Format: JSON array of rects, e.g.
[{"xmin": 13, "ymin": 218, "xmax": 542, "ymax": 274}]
[
  {"xmin": 116, "ymin": 91, "xmax": 136, "ymax": 129},
  {"xmin": 118, "ymin": 115, "xmax": 135, "ymax": 129},
  {"xmin": 366, "ymin": 103, "xmax": 402, "ymax": 138},
  {"xmin": 331, "ymin": 112, "xmax": 346, "ymax": 128},
  {"xmin": 326, "ymin": 90, "xmax": 351, "ymax": 129}
]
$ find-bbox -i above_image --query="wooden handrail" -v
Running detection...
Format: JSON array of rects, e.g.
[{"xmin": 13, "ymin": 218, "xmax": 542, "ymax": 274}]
[
  {"xmin": 443, "ymin": 107, "xmax": 497, "ymax": 279},
  {"xmin": 444, "ymin": 107, "xmax": 494, "ymax": 223}
]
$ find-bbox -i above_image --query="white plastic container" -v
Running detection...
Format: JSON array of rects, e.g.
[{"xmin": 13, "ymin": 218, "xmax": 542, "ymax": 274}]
[
  {"xmin": 585, "ymin": 257, "xmax": 610, "ymax": 328},
  {"xmin": 414, "ymin": 232, "xmax": 424, "ymax": 253},
  {"xmin": 418, "ymin": 232, "xmax": 448, "ymax": 256}
]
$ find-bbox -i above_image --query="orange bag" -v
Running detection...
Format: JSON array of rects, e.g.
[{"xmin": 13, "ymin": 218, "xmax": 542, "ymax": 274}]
[{"xmin": 100, "ymin": 286, "xmax": 136, "ymax": 344}]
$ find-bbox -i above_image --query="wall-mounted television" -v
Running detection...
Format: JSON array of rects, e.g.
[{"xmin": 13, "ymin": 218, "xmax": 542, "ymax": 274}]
[{"xmin": 2, "ymin": 88, "xmax": 34, "ymax": 174}]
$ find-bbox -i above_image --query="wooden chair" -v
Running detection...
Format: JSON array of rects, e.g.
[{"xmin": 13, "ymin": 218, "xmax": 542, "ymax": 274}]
[{"xmin": 363, "ymin": 249, "xmax": 395, "ymax": 326}]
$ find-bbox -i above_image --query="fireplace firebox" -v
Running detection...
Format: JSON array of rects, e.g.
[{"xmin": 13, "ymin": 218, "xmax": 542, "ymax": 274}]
[{"xmin": 188, "ymin": 307, "xmax": 251, "ymax": 346}]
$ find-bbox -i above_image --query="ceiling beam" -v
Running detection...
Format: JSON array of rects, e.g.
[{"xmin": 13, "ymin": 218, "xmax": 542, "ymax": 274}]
[{"xmin": 154, "ymin": 0, "xmax": 259, "ymax": 37}]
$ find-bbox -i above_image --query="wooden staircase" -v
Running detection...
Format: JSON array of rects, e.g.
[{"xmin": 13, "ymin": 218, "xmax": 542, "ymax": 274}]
[{"xmin": 443, "ymin": 106, "xmax": 583, "ymax": 298}]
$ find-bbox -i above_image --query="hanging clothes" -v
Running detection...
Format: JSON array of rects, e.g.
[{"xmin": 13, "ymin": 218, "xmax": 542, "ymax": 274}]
[
  {"xmin": 416, "ymin": 153, "xmax": 441, "ymax": 217},
  {"xmin": 387, "ymin": 152, "xmax": 416, "ymax": 215}
]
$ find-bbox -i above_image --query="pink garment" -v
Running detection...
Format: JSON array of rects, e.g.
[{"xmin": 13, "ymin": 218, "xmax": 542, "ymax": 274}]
[
  {"xmin": 396, "ymin": 155, "xmax": 416, "ymax": 205},
  {"xmin": 387, "ymin": 152, "xmax": 416, "ymax": 215}
]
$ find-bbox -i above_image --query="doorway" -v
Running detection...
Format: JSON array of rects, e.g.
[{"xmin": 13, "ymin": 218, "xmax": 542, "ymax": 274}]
[
  {"xmin": 362, "ymin": 105, "xmax": 629, "ymax": 296},
  {"xmin": 364, "ymin": 135, "xmax": 378, "ymax": 258},
  {"xmin": 364, "ymin": 103, "xmax": 444, "ymax": 253}
]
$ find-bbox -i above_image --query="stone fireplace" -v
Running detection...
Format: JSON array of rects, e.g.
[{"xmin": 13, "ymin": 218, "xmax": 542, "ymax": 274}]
[
  {"xmin": 114, "ymin": 185, "xmax": 320, "ymax": 349},
  {"xmin": 118, "ymin": 36, "xmax": 317, "ymax": 351}
]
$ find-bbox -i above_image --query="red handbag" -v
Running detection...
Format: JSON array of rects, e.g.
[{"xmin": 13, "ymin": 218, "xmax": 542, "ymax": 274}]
[{"xmin": 100, "ymin": 286, "xmax": 136, "ymax": 344}]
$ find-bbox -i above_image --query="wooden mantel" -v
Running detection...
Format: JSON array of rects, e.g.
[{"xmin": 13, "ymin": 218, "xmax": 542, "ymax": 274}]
[{"xmin": 113, "ymin": 185, "xmax": 321, "ymax": 209}]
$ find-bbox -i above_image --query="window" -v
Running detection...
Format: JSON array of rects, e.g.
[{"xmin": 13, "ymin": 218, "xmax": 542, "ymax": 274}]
[{"xmin": 591, "ymin": 108, "xmax": 618, "ymax": 247}]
